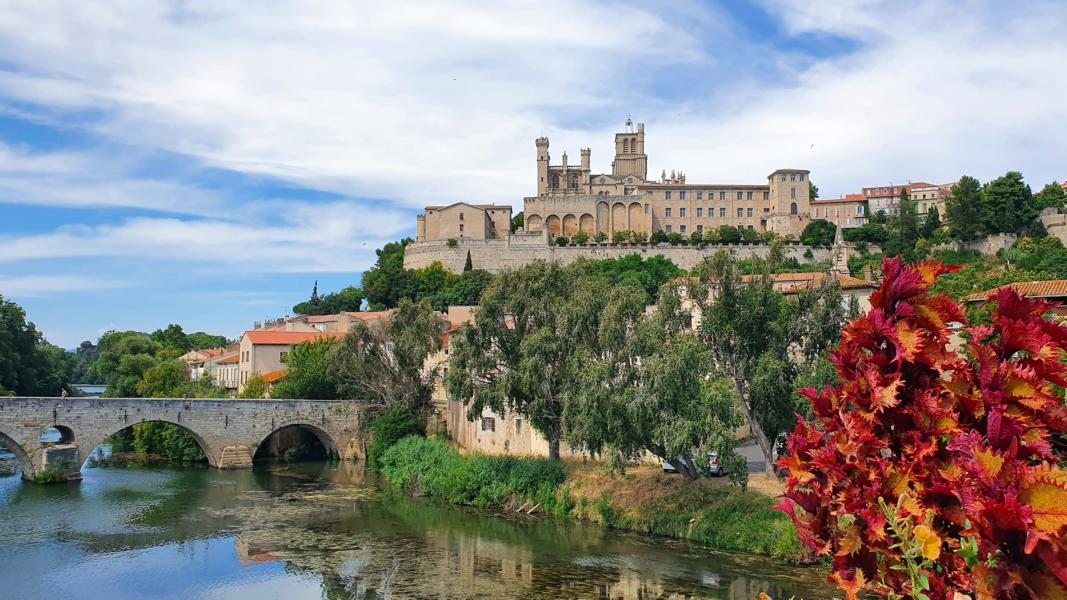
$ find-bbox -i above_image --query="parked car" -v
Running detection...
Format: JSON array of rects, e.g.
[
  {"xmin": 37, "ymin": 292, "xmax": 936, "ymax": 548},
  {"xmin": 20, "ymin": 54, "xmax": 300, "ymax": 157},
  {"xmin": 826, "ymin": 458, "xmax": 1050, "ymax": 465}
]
[{"xmin": 661, "ymin": 452, "xmax": 722, "ymax": 476}]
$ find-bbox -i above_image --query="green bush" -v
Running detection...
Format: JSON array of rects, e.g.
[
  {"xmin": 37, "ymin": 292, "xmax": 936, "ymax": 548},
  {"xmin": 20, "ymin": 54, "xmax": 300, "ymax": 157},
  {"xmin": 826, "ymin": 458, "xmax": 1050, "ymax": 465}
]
[
  {"xmin": 367, "ymin": 405, "xmax": 423, "ymax": 469},
  {"xmin": 378, "ymin": 436, "xmax": 566, "ymax": 508},
  {"xmin": 447, "ymin": 238, "xmax": 458, "ymax": 247}
]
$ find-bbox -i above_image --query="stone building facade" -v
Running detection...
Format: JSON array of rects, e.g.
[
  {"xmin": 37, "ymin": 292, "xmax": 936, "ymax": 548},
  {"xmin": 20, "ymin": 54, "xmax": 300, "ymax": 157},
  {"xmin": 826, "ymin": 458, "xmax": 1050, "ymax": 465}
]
[
  {"xmin": 416, "ymin": 202, "xmax": 513, "ymax": 242},
  {"xmin": 811, "ymin": 194, "xmax": 868, "ymax": 228},
  {"xmin": 523, "ymin": 119, "xmax": 811, "ymax": 238}
]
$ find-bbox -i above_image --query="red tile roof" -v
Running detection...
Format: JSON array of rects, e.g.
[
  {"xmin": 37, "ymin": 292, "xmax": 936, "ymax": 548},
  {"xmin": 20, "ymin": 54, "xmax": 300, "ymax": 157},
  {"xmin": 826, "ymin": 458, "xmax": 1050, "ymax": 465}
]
[
  {"xmin": 965, "ymin": 280, "xmax": 1067, "ymax": 302},
  {"xmin": 217, "ymin": 354, "xmax": 239, "ymax": 365},
  {"xmin": 242, "ymin": 330, "xmax": 347, "ymax": 345},
  {"xmin": 261, "ymin": 370, "xmax": 288, "ymax": 384}
]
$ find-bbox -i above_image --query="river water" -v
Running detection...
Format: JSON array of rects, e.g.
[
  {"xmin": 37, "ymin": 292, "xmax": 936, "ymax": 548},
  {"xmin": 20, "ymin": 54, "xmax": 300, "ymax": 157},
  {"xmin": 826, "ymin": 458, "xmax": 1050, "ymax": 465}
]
[{"xmin": 0, "ymin": 457, "xmax": 838, "ymax": 599}]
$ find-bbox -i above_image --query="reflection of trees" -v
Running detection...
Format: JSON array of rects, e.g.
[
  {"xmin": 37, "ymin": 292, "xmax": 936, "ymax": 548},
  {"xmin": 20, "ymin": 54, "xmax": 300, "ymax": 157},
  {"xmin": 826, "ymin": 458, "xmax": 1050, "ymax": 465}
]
[{"xmin": 23, "ymin": 462, "xmax": 833, "ymax": 599}]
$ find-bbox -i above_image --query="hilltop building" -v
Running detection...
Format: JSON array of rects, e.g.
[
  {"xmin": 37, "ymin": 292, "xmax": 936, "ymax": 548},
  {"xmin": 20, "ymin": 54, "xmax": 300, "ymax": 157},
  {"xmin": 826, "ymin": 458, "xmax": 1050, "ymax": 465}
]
[
  {"xmin": 413, "ymin": 119, "xmax": 812, "ymax": 244},
  {"xmin": 522, "ymin": 119, "xmax": 811, "ymax": 238}
]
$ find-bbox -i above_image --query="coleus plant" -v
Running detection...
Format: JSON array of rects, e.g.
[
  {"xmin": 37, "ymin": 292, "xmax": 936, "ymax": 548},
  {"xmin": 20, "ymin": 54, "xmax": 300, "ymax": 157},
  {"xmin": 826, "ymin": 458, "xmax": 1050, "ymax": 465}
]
[{"xmin": 775, "ymin": 257, "xmax": 1067, "ymax": 599}]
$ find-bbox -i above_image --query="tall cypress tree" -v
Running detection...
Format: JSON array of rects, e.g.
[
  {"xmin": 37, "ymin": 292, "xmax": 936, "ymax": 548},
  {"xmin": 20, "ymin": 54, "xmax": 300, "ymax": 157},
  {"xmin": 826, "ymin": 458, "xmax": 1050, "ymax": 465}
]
[{"xmin": 463, "ymin": 250, "xmax": 473, "ymax": 272}]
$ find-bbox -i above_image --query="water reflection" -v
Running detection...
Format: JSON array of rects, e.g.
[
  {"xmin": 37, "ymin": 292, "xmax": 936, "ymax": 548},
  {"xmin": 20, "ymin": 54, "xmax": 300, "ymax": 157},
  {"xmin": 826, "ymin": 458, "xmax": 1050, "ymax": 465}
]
[{"xmin": 0, "ymin": 460, "xmax": 837, "ymax": 599}]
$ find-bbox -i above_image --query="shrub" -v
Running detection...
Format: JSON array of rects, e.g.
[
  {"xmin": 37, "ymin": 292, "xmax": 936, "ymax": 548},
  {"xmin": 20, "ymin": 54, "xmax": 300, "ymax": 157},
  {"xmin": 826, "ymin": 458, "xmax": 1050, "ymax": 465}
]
[
  {"xmin": 367, "ymin": 405, "xmax": 423, "ymax": 469},
  {"xmin": 378, "ymin": 436, "xmax": 565, "ymax": 507},
  {"xmin": 447, "ymin": 238, "xmax": 458, "ymax": 247},
  {"xmin": 572, "ymin": 231, "xmax": 589, "ymax": 245},
  {"xmin": 777, "ymin": 257, "xmax": 1067, "ymax": 599},
  {"xmin": 593, "ymin": 232, "xmax": 608, "ymax": 243},
  {"xmin": 555, "ymin": 236, "xmax": 569, "ymax": 247}
]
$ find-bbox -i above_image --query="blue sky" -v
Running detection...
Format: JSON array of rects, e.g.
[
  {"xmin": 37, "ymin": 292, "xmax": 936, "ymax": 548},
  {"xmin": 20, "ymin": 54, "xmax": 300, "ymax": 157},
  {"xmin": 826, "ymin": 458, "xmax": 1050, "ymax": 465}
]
[{"xmin": 1, "ymin": 0, "xmax": 1066, "ymax": 348}]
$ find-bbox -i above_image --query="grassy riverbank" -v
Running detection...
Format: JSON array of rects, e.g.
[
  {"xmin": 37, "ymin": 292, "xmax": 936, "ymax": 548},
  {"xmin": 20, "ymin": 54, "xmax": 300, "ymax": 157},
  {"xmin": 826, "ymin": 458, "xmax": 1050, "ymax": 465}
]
[{"xmin": 378, "ymin": 436, "xmax": 806, "ymax": 562}]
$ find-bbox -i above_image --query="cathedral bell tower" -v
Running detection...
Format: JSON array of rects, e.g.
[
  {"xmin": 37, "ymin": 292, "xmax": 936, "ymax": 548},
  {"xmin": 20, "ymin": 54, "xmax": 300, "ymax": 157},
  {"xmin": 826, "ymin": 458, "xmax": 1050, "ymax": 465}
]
[{"xmin": 611, "ymin": 117, "xmax": 647, "ymax": 181}]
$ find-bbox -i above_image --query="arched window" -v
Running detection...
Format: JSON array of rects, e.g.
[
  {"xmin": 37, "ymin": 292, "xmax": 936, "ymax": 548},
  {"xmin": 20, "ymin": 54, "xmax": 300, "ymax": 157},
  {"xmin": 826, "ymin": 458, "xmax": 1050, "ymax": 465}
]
[
  {"xmin": 790, "ymin": 202, "xmax": 798, "ymax": 215},
  {"xmin": 550, "ymin": 174, "xmax": 560, "ymax": 189},
  {"xmin": 569, "ymin": 173, "xmax": 580, "ymax": 189},
  {"xmin": 623, "ymin": 138, "xmax": 629, "ymax": 153},
  {"xmin": 630, "ymin": 137, "xmax": 637, "ymax": 153}
]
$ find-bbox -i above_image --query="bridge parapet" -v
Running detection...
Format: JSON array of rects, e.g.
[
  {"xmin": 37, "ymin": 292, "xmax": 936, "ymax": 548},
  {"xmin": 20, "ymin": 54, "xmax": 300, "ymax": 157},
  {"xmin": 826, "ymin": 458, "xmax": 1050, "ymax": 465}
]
[{"xmin": 0, "ymin": 397, "xmax": 364, "ymax": 482}]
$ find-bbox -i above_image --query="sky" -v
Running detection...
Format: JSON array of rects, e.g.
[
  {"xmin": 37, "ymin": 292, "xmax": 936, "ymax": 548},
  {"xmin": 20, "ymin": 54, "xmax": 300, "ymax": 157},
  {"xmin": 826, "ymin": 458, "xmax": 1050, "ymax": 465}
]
[{"xmin": 1, "ymin": 0, "xmax": 1066, "ymax": 348}]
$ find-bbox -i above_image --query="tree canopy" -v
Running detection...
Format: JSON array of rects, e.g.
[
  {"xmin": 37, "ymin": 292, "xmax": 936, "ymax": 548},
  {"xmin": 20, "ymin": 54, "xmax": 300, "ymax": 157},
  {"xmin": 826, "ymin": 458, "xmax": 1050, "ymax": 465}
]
[
  {"xmin": 333, "ymin": 298, "xmax": 446, "ymax": 420},
  {"xmin": 446, "ymin": 260, "xmax": 617, "ymax": 460},
  {"xmin": 0, "ymin": 294, "xmax": 75, "ymax": 396},
  {"xmin": 293, "ymin": 285, "xmax": 365, "ymax": 316},
  {"xmin": 270, "ymin": 338, "xmax": 342, "ymax": 400}
]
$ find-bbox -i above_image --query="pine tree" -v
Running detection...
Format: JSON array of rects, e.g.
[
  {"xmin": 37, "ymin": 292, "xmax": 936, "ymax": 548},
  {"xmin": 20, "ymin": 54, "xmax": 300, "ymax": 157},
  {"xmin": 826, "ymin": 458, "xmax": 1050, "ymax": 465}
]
[{"xmin": 463, "ymin": 250, "xmax": 473, "ymax": 272}]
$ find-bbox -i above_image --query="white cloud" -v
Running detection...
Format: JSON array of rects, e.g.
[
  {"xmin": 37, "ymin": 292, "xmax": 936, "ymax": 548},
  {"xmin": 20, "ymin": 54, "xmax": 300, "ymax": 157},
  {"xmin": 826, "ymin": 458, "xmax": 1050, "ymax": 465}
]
[
  {"xmin": 0, "ymin": 199, "xmax": 411, "ymax": 273},
  {"xmin": 0, "ymin": 274, "xmax": 129, "ymax": 296}
]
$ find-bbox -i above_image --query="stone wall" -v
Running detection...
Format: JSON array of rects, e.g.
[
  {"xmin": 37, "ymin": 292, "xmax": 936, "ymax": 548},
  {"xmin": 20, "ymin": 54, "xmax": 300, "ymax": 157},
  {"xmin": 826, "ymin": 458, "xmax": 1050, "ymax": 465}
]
[
  {"xmin": 404, "ymin": 237, "xmax": 834, "ymax": 273},
  {"xmin": 0, "ymin": 397, "xmax": 365, "ymax": 481}
]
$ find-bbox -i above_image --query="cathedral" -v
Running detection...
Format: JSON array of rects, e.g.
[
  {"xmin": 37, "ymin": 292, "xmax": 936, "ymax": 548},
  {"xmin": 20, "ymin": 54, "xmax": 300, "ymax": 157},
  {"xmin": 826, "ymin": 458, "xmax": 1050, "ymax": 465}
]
[{"xmin": 522, "ymin": 119, "xmax": 811, "ymax": 238}]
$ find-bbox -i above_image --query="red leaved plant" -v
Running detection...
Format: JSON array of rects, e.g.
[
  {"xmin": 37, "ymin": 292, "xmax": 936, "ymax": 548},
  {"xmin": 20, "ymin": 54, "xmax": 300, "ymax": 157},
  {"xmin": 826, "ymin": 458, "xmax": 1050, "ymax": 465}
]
[{"xmin": 776, "ymin": 257, "xmax": 1067, "ymax": 599}]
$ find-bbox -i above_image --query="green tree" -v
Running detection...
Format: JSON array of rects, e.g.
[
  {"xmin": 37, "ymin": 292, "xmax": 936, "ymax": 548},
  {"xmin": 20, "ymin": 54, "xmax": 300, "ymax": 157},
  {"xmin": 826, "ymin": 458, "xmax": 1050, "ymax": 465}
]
[
  {"xmin": 980, "ymin": 171, "xmax": 1034, "ymax": 234},
  {"xmin": 294, "ymin": 286, "xmax": 364, "ymax": 315},
  {"xmin": 239, "ymin": 373, "xmax": 268, "ymax": 399},
  {"xmin": 150, "ymin": 324, "xmax": 192, "ymax": 354},
  {"xmin": 334, "ymin": 298, "xmax": 446, "ymax": 420},
  {"xmin": 186, "ymin": 332, "xmax": 228, "ymax": 351},
  {"xmin": 800, "ymin": 220, "xmax": 837, "ymax": 246},
  {"xmin": 593, "ymin": 231, "xmax": 608, "ymax": 243},
  {"xmin": 922, "ymin": 206, "xmax": 942, "ymax": 238},
  {"xmin": 894, "ymin": 188, "xmax": 919, "ymax": 247},
  {"xmin": 844, "ymin": 222, "xmax": 890, "ymax": 244},
  {"xmin": 446, "ymin": 261, "xmax": 613, "ymax": 460},
  {"xmin": 945, "ymin": 176, "xmax": 983, "ymax": 240},
  {"xmin": 649, "ymin": 230, "xmax": 668, "ymax": 244},
  {"xmin": 1035, "ymin": 182, "xmax": 1067, "ymax": 210},
  {"xmin": 270, "ymin": 338, "xmax": 342, "ymax": 399},
  {"xmin": 689, "ymin": 230, "xmax": 703, "ymax": 244},
  {"xmin": 362, "ymin": 239, "xmax": 416, "ymax": 309},
  {"xmin": 716, "ymin": 225, "xmax": 741, "ymax": 243},
  {"xmin": 564, "ymin": 284, "xmax": 746, "ymax": 482},
  {"xmin": 136, "ymin": 360, "xmax": 190, "ymax": 397},
  {"xmin": 809, "ymin": 182, "xmax": 819, "ymax": 200},
  {"xmin": 572, "ymin": 231, "xmax": 589, "ymax": 245},
  {"xmin": 463, "ymin": 250, "xmax": 474, "ymax": 272},
  {"xmin": 694, "ymin": 253, "xmax": 850, "ymax": 473},
  {"xmin": 511, "ymin": 211, "xmax": 524, "ymax": 233},
  {"xmin": 0, "ymin": 295, "xmax": 77, "ymax": 396},
  {"xmin": 92, "ymin": 332, "xmax": 162, "ymax": 397}
]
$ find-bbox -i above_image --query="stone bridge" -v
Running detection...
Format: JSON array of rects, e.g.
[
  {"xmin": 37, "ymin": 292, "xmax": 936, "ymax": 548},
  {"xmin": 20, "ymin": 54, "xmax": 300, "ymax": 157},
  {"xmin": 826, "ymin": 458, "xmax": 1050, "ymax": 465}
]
[{"xmin": 0, "ymin": 397, "xmax": 365, "ymax": 481}]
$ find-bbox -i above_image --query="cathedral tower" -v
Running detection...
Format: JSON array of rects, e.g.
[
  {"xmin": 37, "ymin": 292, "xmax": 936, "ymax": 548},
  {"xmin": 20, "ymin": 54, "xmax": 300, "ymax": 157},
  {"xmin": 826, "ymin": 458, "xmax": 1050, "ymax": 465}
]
[{"xmin": 611, "ymin": 118, "xmax": 647, "ymax": 181}]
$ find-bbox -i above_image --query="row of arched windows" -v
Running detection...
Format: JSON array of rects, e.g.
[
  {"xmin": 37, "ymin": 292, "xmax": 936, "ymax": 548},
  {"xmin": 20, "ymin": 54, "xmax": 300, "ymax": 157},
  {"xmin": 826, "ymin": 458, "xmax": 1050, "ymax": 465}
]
[{"xmin": 621, "ymin": 137, "xmax": 639, "ymax": 154}]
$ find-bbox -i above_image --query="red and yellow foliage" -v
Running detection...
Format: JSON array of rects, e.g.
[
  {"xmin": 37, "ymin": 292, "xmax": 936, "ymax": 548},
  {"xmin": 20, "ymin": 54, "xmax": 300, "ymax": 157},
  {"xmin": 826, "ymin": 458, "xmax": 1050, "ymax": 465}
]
[{"xmin": 776, "ymin": 257, "xmax": 1067, "ymax": 599}]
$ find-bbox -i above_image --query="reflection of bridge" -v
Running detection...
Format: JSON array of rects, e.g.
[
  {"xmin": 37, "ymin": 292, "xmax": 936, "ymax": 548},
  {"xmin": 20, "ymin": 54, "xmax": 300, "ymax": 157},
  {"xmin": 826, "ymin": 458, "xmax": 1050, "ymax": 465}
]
[{"xmin": 0, "ymin": 397, "xmax": 364, "ymax": 481}]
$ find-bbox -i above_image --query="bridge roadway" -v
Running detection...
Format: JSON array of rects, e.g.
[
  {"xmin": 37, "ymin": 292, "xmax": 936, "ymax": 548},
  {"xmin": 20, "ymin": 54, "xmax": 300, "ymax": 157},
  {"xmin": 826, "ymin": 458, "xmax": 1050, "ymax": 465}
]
[{"xmin": 0, "ymin": 396, "xmax": 364, "ymax": 481}]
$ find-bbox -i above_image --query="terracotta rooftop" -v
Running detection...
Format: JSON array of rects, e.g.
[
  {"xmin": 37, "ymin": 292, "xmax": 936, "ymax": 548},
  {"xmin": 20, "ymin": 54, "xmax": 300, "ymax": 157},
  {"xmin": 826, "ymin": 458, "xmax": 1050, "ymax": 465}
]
[
  {"xmin": 261, "ymin": 370, "xmax": 288, "ymax": 384},
  {"xmin": 965, "ymin": 280, "xmax": 1067, "ymax": 303},
  {"xmin": 754, "ymin": 272, "xmax": 878, "ymax": 293},
  {"xmin": 242, "ymin": 330, "xmax": 347, "ymax": 345},
  {"xmin": 216, "ymin": 354, "xmax": 239, "ymax": 365}
]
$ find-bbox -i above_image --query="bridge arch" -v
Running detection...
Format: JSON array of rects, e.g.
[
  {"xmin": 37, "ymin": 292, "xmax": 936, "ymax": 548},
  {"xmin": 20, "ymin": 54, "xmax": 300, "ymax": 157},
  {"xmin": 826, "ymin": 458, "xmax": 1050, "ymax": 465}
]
[
  {"xmin": 253, "ymin": 422, "xmax": 339, "ymax": 463},
  {"xmin": 0, "ymin": 426, "xmax": 33, "ymax": 478},
  {"xmin": 77, "ymin": 419, "xmax": 217, "ymax": 471}
]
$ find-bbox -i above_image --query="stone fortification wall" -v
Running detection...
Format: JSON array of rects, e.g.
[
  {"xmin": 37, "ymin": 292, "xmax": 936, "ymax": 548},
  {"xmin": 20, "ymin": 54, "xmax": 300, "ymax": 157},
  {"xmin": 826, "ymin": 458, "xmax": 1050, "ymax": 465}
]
[{"xmin": 403, "ymin": 237, "xmax": 833, "ymax": 273}]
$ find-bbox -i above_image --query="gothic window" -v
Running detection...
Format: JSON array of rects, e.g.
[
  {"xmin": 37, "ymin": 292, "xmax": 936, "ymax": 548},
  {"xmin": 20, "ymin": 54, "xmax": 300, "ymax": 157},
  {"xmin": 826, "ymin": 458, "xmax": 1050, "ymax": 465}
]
[
  {"xmin": 569, "ymin": 174, "xmax": 579, "ymax": 189},
  {"xmin": 550, "ymin": 174, "xmax": 560, "ymax": 189},
  {"xmin": 791, "ymin": 203, "xmax": 799, "ymax": 215},
  {"xmin": 623, "ymin": 138, "xmax": 630, "ymax": 153}
]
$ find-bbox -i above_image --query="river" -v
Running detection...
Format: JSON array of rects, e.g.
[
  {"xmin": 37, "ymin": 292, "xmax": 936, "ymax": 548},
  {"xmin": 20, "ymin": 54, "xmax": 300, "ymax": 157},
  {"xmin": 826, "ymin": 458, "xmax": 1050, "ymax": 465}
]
[{"xmin": 0, "ymin": 456, "xmax": 838, "ymax": 599}]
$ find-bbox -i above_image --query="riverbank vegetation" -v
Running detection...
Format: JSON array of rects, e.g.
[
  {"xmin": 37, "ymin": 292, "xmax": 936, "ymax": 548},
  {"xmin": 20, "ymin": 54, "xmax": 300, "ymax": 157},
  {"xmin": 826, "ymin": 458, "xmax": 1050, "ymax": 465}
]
[{"xmin": 378, "ymin": 436, "xmax": 805, "ymax": 561}]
